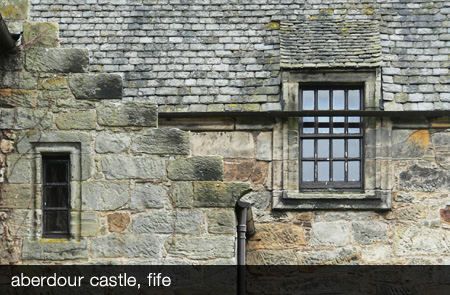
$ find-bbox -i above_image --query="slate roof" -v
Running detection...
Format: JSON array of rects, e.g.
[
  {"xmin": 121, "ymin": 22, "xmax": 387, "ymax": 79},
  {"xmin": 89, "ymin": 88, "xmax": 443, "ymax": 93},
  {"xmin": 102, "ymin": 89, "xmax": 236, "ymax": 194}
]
[{"xmin": 280, "ymin": 19, "xmax": 381, "ymax": 68}]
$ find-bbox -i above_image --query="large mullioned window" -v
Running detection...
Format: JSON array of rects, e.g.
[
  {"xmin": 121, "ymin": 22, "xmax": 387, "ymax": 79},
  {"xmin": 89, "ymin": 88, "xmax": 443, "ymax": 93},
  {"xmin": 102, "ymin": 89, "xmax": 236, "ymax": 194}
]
[{"xmin": 299, "ymin": 86, "xmax": 363, "ymax": 190}]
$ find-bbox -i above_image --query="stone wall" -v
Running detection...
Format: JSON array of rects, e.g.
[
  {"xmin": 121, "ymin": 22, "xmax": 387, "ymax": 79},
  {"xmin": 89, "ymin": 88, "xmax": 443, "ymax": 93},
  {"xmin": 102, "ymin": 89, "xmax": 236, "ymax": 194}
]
[
  {"xmin": 0, "ymin": 18, "xmax": 250, "ymax": 264},
  {"xmin": 0, "ymin": 0, "xmax": 449, "ymax": 266}
]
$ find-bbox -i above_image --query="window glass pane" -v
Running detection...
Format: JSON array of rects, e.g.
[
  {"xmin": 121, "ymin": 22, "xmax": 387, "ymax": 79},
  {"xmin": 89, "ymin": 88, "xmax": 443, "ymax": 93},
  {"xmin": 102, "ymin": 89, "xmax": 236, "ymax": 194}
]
[
  {"xmin": 348, "ymin": 90, "xmax": 360, "ymax": 110},
  {"xmin": 44, "ymin": 211, "xmax": 68, "ymax": 232},
  {"xmin": 302, "ymin": 161, "xmax": 314, "ymax": 182},
  {"xmin": 302, "ymin": 90, "xmax": 314, "ymax": 110},
  {"xmin": 302, "ymin": 139, "xmax": 314, "ymax": 158},
  {"xmin": 318, "ymin": 161, "xmax": 329, "ymax": 181},
  {"xmin": 318, "ymin": 90, "xmax": 329, "ymax": 110},
  {"xmin": 333, "ymin": 161, "xmax": 345, "ymax": 181},
  {"xmin": 348, "ymin": 116, "xmax": 361, "ymax": 133},
  {"xmin": 318, "ymin": 117, "xmax": 329, "ymax": 133},
  {"xmin": 44, "ymin": 187, "xmax": 68, "ymax": 208},
  {"xmin": 332, "ymin": 139, "xmax": 345, "ymax": 157},
  {"xmin": 348, "ymin": 139, "xmax": 360, "ymax": 158},
  {"xmin": 348, "ymin": 161, "xmax": 360, "ymax": 181},
  {"xmin": 45, "ymin": 162, "xmax": 68, "ymax": 183},
  {"xmin": 332, "ymin": 90, "xmax": 345, "ymax": 110},
  {"xmin": 333, "ymin": 116, "xmax": 345, "ymax": 133},
  {"xmin": 302, "ymin": 117, "xmax": 315, "ymax": 134},
  {"xmin": 317, "ymin": 139, "xmax": 329, "ymax": 158}
]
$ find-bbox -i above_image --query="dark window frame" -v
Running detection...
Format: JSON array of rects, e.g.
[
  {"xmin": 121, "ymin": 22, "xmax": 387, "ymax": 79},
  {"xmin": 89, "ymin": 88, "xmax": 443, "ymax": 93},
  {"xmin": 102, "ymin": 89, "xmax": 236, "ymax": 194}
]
[
  {"xmin": 299, "ymin": 85, "xmax": 365, "ymax": 191},
  {"xmin": 42, "ymin": 155, "xmax": 71, "ymax": 238}
]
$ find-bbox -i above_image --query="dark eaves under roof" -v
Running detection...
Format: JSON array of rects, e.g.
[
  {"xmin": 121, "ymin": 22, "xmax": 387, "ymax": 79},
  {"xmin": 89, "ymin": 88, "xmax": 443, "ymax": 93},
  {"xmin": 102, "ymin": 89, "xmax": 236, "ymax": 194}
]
[{"xmin": 0, "ymin": 12, "xmax": 20, "ymax": 52}]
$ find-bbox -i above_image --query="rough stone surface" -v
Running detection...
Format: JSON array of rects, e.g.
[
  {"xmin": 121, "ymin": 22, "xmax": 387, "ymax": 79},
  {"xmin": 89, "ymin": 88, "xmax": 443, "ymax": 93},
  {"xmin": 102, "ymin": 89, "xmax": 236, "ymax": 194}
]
[
  {"xmin": 246, "ymin": 250, "xmax": 298, "ymax": 265},
  {"xmin": 81, "ymin": 182, "xmax": 128, "ymax": 211},
  {"xmin": 69, "ymin": 73, "xmax": 123, "ymax": 99},
  {"xmin": 132, "ymin": 210, "xmax": 201, "ymax": 234},
  {"xmin": 5, "ymin": 154, "xmax": 32, "ymax": 184},
  {"xmin": 167, "ymin": 156, "xmax": 223, "ymax": 181},
  {"xmin": 256, "ymin": 132, "xmax": 273, "ymax": 161},
  {"xmin": 311, "ymin": 222, "xmax": 350, "ymax": 246},
  {"xmin": 395, "ymin": 225, "xmax": 450, "ymax": 256},
  {"xmin": 223, "ymin": 159, "xmax": 253, "ymax": 182},
  {"xmin": 0, "ymin": 89, "xmax": 37, "ymax": 108},
  {"xmin": 131, "ymin": 128, "xmax": 190, "ymax": 155},
  {"xmin": 171, "ymin": 181, "xmax": 193, "ymax": 208},
  {"xmin": 0, "ymin": 184, "xmax": 31, "ymax": 209},
  {"xmin": 207, "ymin": 209, "xmax": 236, "ymax": 234},
  {"xmin": 97, "ymin": 101, "xmax": 157, "ymax": 127},
  {"xmin": 166, "ymin": 236, "xmax": 235, "ymax": 259},
  {"xmin": 248, "ymin": 223, "xmax": 305, "ymax": 250},
  {"xmin": 72, "ymin": 212, "xmax": 99, "ymax": 237},
  {"xmin": 101, "ymin": 155, "xmax": 165, "ymax": 179},
  {"xmin": 23, "ymin": 22, "xmax": 59, "ymax": 48},
  {"xmin": 297, "ymin": 247, "xmax": 358, "ymax": 265},
  {"xmin": 91, "ymin": 234, "xmax": 160, "ymax": 258},
  {"xmin": 191, "ymin": 132, "xmax": 255, "ymax": 159},
  {"xmin": 95, "ymin": 132, "xmax": 131, "ymax": 153},
  {"xmin": 0, "ymin": 0, "xmax": 30, "ymax": 21},
  {"xmin": 351, "ymin": 221, "xmax": 388, "ymax": 244},
  {"xmin": 193, "ymin": 181, "xmax": 252, "ymax": 207},
  {"xmin": 107, "ymin": 213, "xmax": 130, "ymax": 233},
  {"xmin": 22, "ymin": 238, "xmax": 88, "ymax": 260},
  {"xmin": 130, "ymin": 183, "xmax": 166, "ymax": 210},
  {"xmin": 25, "ymin": 48, "xmax": 89, "ymax": 73},
  {"xmin": 399, "ymin": 165, "xmax": 450, "ymax": 192},
  {"xmin": 240, "ymin": 191, "xmax": 272, "ymax": 210},
  {"xmin": 55, "ymin": 110, "xmax": 96, "ymax": 130}
]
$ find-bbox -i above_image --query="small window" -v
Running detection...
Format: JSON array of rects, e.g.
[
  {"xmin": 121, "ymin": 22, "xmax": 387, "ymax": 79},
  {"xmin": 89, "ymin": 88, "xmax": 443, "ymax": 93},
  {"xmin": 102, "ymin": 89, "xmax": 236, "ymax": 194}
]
[
  {"xmin": 299, "ymin": 87, "xmax": 364, "ymax": 190},
  {"xmin": 42, "ymin": 155, "xmax": 70, "ymax": 238}
]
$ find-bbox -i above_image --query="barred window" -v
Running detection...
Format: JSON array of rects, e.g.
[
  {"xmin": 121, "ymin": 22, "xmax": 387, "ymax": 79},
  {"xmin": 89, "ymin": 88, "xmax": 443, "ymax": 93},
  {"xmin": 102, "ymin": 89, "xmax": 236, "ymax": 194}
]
[
  {"xmin": 299, "ymin": 86, "xmax": 364, "ymax": 190},
  {"xmin": 42, "ymin": 155, "xmax": 70, "ymax": 238}
]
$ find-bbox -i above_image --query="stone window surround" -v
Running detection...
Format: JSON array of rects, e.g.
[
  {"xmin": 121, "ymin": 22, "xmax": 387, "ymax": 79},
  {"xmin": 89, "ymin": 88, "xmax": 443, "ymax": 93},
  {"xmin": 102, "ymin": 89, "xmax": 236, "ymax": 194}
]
[
  {"xmin": 272, "ymin": 68, "xmax": 392, "ymax": 210},
  {"xmin": 16, "ymin": 131, "xmax": 92, "ymax": 240}
]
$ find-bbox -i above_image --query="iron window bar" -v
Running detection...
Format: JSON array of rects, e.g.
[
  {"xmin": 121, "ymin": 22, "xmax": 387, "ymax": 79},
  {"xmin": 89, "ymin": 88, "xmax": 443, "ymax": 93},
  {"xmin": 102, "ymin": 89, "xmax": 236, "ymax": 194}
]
[
  {"xmin": 299, "ymin": 87, "xmax": 364, "ymax": 190},
  {"xmin": 42, "ymin": 155, "xmax": 71, "ymax": 238}
]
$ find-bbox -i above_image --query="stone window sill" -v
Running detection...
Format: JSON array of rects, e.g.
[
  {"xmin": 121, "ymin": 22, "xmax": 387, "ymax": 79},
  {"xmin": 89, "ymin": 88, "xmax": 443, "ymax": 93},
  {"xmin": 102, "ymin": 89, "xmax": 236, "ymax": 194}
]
[{"xmin": 272, "ymin": 190, "xmax": 391, "ymax": 210}]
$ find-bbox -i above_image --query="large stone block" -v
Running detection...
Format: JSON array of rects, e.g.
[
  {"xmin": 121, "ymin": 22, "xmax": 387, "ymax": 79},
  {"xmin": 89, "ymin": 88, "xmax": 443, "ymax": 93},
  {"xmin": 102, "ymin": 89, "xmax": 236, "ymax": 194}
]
[
  {"xmin": 246, "ymin": 249, "xmax": 297, "ymax": 265},
  {"xmin": 391, "ymin": 130, "xmax": 429, "ymax": 158},
  {"xmin": 97, "ymin": 102, "xmax": 157, "ymax": 127},
  {"xmin": 240, "ymin": 191, "xmax": 272, "ymax": 210},
  {"xmin": 351, "ymin": 221, "xmax": 388, "ymax": 244},
  {"xmin": 190, "ymin": 132, "xmax": 255, "ymax": 158},
  {"xmin": 311, "ymin": 221, "xmax": 350, "ymax": 246},
  {"xmin": 95, "ymin": 132, "xmax": 131, "ymax": 153},
  {"xmin": 5, "ymin": 154, "xmax": 32, "ymax": 184},
  {"xmin": 81, "ymin": 182, "xmax": 128, "ymax": 210},
  {"xmin": 132, "ymin": 210, "xmax": 202, "ymax": 234},
  {"xmin": 131, "ymin": 128, "xmax": 189, "ymax": 155},
  {"xmin": 0, "ymin": 0, "xmax": 30, "ymax": 20},
  {"xmin": 165, "ymin": 236, "xmax": 235, "ymax": 259},
  {"xmin": 23, "ymin": 22, "xmax": 59, "ymax": 48},
  {"xmin": 247, "ymin": 223, "xmax": 305, "ymax": 250},
  {"xmin": 55, "ymin": 110, "xmax": 96, "ymax": 130},
  {"xmin": 22, "ymin": 238, "xmax": 88, "ymax": 260},
  {"xmin": 256, "ymin": 132, "xmax": 273, "ymax": 161},
  {"xmin": 193, "ymin": 181, "xmax": 252, "ymax": 207},
  {"xmin": 0, "ymin": 89, "xmax": 37, "ymax": 108},
  {"xmin": 90, "ymin": 234, "xmax": 160, "ymax": 258},
  {"xmin": 296, "ymin": 246, "xmax": 358, "ymax": 265},
  {"xmin": 0, "ymin": 184, "xmax": 32, "ymax": 208},
  {"xmin": 207, "ymin": 209, "xmax": 236, "ymax": 234},
  {"xmin": 71, "ymin": 212, "xmax": 99, "ymax": 237},
  {"xmin": 167, "ymin": 156, "xmax": 223, "ymax": 181},
  {"xmin": 130, "ymin": 183, "xmax": 166, "ymax": 210},
  {"xmin": 25, "ymin": 48, "xmax": 89, "ymax": 73},
  {"xmin": 101, "ymin": 155, "xmax": 165, "ymax": 179},
  {"xmin": 395, "ymin": 225, "xmax": 450, "ymax": 256},
  {"xmin": 399, "ymin": 165, "xmax": 450, "ymax": 192},
  {"xmin": 69, "ymin": 73, "xmax": 123, "ymax": 99},
  {"xmin": 171, "ymin": 181, "xmax": 193, "ymax": 208}
]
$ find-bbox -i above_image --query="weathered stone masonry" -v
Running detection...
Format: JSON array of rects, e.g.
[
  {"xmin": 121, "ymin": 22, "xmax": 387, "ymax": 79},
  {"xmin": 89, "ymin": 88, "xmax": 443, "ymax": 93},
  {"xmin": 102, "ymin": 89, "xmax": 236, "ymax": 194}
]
[{"xmin": 1, "ymin": 0, "xmax": 450, "ymax": 266}]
